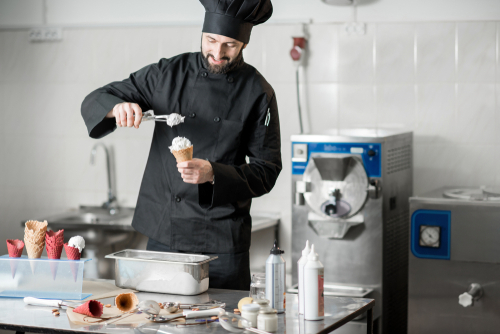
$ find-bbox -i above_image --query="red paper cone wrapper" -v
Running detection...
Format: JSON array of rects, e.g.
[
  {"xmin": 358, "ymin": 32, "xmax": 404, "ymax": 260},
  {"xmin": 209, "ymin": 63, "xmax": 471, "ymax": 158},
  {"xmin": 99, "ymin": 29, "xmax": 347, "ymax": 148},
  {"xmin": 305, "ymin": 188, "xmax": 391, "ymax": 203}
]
[
  {"xmin": 73, "ymin": 300, "xmax": 103, "ymax": 317},
  {"xmin": 6, "ymin": 239, "xmax": 24, "ymax": 257},
  {"xmin": 64, "ymin": 243, "xmax": 81, "ymax": 260}
]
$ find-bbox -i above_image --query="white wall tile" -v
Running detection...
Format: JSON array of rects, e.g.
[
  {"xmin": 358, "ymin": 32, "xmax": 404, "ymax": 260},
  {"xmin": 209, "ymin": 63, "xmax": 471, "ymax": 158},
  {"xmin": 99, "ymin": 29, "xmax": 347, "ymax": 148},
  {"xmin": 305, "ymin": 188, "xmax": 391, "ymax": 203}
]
[
  {"xmin": 304, "ymin": 83, "xmax": 338, "ymax": 133},
  {"xmin": 338, "ymin": 23, "xmax": 375, "ymax": 84},
  {"xmin": 338, "ymin": 84, "xmax": 375, "ymax": 128},
  {"xmin": 457, "ymin": 22, "xmax": 496, "ymax": 83},
  {"xmin": 305, "ymin": 24, "xmax": 338, "ymax": 83},
  {"xmin": 415, "ymin": 84, "xmax": 455, "ymax": 144},
  {"xmin": 243, "ymin": 25, "xmax": 266, "ymax": 77},
  {"xmin": 413, "ymin": 144, "xmax": 458, "ymax": 195},
  {"xmin": 452, "ymin": 145, "xmax": 497, "ymax": 187},
  {"xmin": 455, "ymin": 83, "xmax": 496, "ymax": 144},
  {"xmin": 376, "ymin": 84, "xmax": 415, "ymax": 129},
  {"xmin": 91, "ymin": 28, "xmax": 132, "ymax": 86},
  {"xmin": 159, "ymin": 25, "xmax": 202, "ymax": 60},
  {"xmin": 126, "ymin": 27, "xmax": 162, "ymax": 71},
  {"xmin": 0, "ymin": 84, "xmax": 5, "ymax": 188},
  {"xmin": 416, "ymin": 23, "xmax": 456, "ymax": 83},
  {"xmin": 261, "ymin": 25, "xmax": 297, "ymax": 84},
  {"xmin": 375, "ymin": 24, "xmax": 415, "ymax": 84}
]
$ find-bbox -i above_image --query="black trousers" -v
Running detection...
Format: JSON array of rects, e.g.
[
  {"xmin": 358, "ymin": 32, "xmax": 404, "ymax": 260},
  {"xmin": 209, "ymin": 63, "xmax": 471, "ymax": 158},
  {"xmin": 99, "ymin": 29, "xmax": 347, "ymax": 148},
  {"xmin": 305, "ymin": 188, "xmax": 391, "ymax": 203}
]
[{"xmin": 146, "ymin": 238, "xmax": 251, "ymax": 291}]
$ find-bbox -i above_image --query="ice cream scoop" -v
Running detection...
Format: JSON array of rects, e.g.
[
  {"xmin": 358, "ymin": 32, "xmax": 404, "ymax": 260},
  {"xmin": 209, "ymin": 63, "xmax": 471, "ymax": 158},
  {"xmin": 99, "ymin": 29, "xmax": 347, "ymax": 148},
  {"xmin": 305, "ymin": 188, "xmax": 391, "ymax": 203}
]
[
  {"xmin": 68, "ymin": 236, "xmax": 85, "ymax": 253},
  {"xmin": 165, "ymin": 113, "xmax": 185, "ymax": 127}
]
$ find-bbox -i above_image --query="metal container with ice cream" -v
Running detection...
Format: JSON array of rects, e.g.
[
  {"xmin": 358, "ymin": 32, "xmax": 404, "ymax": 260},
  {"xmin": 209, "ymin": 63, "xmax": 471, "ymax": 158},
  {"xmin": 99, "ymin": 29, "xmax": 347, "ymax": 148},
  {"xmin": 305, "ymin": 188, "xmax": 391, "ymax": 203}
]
[{"xmin": 105, "ymin": 249, "xmax": 218, "ymax": 295}]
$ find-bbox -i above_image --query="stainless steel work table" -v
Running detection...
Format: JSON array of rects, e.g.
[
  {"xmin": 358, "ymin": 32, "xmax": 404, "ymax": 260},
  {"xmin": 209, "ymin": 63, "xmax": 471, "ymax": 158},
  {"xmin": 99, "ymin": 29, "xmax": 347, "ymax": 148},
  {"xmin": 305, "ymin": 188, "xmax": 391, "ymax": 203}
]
[{"xmin": 0, "ymin": 284, "xmax": 374, "ymax": 334}]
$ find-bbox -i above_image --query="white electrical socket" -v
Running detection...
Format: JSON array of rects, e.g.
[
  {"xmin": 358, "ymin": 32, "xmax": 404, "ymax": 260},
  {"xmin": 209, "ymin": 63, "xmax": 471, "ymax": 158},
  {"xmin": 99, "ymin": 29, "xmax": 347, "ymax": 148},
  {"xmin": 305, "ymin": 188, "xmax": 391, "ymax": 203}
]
[
  {"xmin": 341, "ymin": 22, "xmax": 366, "ymax": 36},
  {"xmin": 29, "ymin": 28, "xmax": 63, "ymax": 42}
]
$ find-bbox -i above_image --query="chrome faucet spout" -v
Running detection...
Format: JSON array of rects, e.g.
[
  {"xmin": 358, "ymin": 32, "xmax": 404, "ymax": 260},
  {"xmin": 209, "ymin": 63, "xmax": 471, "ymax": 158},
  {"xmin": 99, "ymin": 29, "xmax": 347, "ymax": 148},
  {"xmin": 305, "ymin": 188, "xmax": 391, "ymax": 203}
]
[{"xmin": 90, "ymin": 143, "xmax": 118, "ymax": 212}]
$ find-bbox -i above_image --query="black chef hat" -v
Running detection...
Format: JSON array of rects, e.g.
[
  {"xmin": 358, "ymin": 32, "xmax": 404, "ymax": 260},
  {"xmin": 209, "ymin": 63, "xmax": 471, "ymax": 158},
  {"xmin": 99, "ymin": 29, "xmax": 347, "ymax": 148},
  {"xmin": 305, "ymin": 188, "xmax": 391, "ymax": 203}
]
[{"xmin": 200, "ymin": 0, "xmax": 273, "ymax": 44}]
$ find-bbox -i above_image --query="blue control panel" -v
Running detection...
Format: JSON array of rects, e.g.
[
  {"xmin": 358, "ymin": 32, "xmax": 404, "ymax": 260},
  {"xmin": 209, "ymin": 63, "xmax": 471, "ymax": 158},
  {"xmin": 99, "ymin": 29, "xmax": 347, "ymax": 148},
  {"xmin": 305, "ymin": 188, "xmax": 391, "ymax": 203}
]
[
  {"xmin": 411, "ymin": 210, "xmax": 451, "ymax": 260},
  {"xmin": 292, "ymin": 142, "xmax": 382, "ymax": 177}
]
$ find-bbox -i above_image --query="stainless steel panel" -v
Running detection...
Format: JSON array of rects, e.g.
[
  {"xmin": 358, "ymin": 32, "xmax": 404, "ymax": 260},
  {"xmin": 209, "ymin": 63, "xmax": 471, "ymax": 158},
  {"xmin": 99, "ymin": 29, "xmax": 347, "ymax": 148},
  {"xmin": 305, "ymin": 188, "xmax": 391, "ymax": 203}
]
[
  {"xmin": 410, "ymin": 197, "xmax": 500, "ymax": 264},
  {"xmin": 408, "ymin": 258, "xmax": 500, "ymax": 334},
  {"xmin": 105, "ymin": 249, "xmax": 218, "ymax": 295}
]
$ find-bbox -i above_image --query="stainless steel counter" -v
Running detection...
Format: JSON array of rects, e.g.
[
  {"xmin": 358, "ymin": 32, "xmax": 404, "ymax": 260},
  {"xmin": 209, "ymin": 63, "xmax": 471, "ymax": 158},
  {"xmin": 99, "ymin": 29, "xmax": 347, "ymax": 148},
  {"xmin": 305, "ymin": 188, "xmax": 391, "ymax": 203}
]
[{"xmin": 0, "ymin": 281, "xmax": 374, "ymax": 334}]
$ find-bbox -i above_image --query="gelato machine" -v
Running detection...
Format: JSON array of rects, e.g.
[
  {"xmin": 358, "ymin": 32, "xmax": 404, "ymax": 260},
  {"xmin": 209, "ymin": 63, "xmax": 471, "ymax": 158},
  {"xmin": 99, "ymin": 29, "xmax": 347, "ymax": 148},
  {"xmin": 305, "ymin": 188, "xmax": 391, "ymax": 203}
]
[
  {"xmin": 291, "ymin": 129, "xmax": 413, "ymax": 334},
  {"xmin": 408, "ymin": 187, "xmax": 500, "ymax": 334}
]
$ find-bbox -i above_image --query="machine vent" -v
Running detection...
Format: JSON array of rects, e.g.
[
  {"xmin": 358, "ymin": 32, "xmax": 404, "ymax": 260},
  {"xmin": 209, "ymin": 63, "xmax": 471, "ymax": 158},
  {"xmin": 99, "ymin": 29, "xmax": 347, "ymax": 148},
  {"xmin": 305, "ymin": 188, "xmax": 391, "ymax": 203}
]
[
  {"xmin": 387, "ymin": 145, "xmax": 411, "ymax": 174},
  {"xmin": 383, "ymin": 209, "xmax": 409, "ymax": 334}
]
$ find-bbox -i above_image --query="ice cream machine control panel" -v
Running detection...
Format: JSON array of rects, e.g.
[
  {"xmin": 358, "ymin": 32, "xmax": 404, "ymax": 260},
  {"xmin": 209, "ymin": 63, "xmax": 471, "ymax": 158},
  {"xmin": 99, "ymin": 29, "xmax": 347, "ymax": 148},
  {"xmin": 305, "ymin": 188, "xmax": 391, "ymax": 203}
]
[{"xmin": 292, "ymin": 142, "xmax": 382, "ymax": 177}]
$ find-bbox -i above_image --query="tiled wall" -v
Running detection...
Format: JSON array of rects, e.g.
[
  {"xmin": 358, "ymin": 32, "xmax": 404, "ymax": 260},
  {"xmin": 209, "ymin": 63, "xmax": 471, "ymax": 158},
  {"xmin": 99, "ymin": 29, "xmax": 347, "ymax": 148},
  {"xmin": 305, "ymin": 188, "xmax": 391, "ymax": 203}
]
[{"xmin": 1, "ymin": 22, "xmax": 499, "ymax": 265}]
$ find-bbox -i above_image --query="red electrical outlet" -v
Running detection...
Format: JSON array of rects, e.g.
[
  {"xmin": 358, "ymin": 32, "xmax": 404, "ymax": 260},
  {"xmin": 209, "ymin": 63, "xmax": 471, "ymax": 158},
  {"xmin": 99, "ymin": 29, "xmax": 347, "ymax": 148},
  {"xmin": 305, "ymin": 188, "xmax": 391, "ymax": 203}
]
[{"xmin": 290, "ymin": 37, "xmax": 307, "ymax": 61}]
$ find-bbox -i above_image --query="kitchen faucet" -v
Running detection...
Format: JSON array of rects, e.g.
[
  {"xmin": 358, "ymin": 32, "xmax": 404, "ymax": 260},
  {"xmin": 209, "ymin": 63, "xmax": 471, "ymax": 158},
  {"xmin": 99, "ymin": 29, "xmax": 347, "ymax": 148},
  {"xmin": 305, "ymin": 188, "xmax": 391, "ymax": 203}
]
[{"xmin": 90, "ymin": 143, "xmax": 118, "ymax": 214}]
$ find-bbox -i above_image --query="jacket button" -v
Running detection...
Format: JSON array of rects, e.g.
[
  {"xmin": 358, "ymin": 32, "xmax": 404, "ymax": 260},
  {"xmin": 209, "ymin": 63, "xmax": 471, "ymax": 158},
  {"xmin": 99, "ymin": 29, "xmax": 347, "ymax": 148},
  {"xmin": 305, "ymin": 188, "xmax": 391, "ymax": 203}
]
[
  {"xmin": 175, "ymin": 196, "xmax": 181, "ymax": 202},
  {"xmin": 214, "ymin": 117, "xmax": 221, "ymax": 122},
  {"xmin": 227, "ymin": 77, "xmax": 234, "ymax": 83},
  {"xmin": 201, "ymin": 72, "xmax": 208, "ymax": 77},
  {"xmin": 189, "ymin": 112, "xmax": 196, "ymax": 118}
]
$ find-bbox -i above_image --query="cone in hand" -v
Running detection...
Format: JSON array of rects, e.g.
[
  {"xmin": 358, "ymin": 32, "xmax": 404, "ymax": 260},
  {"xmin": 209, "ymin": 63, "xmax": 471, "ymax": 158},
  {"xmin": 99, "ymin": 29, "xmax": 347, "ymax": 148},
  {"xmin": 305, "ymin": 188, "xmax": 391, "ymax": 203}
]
[
  {"xmin": 6, "ymin": 239, "xmax": 24, "ymax": 278},
  {"xmin": 172, "ymin": 146, "xmax": 193, "ymax": 163},
  {"xmin": 73, "ymin": 300, "xmax": 103, "ymax": 317}
]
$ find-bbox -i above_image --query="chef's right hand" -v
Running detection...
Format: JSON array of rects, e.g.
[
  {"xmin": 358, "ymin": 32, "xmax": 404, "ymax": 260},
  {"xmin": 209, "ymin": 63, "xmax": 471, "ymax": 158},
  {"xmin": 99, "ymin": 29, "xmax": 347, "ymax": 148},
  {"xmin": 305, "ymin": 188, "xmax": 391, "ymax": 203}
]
[{"xmin": 106, "ymin": 102, "xmax": 143, "ymax": 129}]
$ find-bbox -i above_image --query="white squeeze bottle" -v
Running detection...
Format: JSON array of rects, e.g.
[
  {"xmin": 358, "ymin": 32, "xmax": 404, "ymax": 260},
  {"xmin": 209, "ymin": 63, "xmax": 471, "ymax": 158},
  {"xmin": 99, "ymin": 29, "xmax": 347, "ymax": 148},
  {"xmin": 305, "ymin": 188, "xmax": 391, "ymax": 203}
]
[
  {"xmin": 298, "ymin": 240, "xmax": 310, "ymax": 314},
  {"xmin": 304, "ymin": 244, "xmax": 324, "ymax": 321}
]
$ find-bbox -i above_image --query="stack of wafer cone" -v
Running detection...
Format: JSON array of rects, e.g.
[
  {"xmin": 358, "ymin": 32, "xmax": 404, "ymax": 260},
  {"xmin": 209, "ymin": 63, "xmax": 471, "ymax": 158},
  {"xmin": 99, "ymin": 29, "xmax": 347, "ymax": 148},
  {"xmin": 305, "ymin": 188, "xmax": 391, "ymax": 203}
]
[
  {"xmin": 46, "ymin": 229, "xmax": 64, "ymax": 280},
  {"xmin": 24, "ymin": 220, "xmax": 48, "ymax": 274},
  {"xmin": 172, "ymin": 145, "xmax": 193, "ymax": 162},
  {"xmin": 64, "ymin": 243, "xmax": 82, "ymax": 282},
  {"xmin": 6, "ymin": 239, "xmax": 24, "ymax": 278}
]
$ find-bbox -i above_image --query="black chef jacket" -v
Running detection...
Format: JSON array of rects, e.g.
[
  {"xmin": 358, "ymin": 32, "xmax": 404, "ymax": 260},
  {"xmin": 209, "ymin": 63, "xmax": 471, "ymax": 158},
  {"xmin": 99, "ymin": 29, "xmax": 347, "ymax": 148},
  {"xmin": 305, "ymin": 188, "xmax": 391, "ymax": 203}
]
[{"xmin": 81, "ymin": 52, "xmax": 281, "ymax": 254}]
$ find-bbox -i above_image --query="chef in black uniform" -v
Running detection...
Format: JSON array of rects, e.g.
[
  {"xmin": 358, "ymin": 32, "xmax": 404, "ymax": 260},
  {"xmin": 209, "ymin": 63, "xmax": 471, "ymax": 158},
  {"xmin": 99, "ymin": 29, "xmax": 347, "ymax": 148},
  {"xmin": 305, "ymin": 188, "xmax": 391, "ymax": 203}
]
[{"xmin": 81, "ymin": 0, "xmax": 280, "ymax": 290}]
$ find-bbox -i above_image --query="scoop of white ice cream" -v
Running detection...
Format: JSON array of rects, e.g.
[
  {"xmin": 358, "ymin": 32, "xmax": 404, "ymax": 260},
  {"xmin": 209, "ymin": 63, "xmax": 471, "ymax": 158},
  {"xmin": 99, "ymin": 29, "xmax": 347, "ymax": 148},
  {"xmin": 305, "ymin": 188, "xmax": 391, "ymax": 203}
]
[
  {"xmin": 169, "ymin": 137, "xmax": 192, "ymax": 152},
  {"xmin": 166, "ymin": 113, "xmax": 185, "ymax": 127},
  {"xmin": 68, "ymin": 236, "xmax": 85, "ymax": 253}
]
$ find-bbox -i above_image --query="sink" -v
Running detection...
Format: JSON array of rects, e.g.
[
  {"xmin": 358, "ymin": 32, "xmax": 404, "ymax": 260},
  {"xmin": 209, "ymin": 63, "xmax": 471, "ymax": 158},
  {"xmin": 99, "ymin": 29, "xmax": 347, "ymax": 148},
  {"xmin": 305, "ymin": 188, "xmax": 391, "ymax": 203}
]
[
  {"xmin": 39, "ymin": 206, "xmax": 136, "ymax": 231},
  {"xmin": 22, "ymin": 205, "xmax": 146, "ymax": 279}
]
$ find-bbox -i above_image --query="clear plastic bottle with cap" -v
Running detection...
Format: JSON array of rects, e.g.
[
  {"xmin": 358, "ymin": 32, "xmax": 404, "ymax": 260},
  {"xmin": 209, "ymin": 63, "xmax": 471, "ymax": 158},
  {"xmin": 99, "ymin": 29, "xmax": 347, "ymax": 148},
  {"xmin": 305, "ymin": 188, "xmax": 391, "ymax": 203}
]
[
  {"xmin": 298, "ymin": 240, "xmax": 310, "ymax": 315},
  {"xmin": 265, "ymin": 240, "xmax": 286, "ymax": 313},
  {"xmin": 304, "ymin": 244, "xmax": 324, "ymax": 321}
]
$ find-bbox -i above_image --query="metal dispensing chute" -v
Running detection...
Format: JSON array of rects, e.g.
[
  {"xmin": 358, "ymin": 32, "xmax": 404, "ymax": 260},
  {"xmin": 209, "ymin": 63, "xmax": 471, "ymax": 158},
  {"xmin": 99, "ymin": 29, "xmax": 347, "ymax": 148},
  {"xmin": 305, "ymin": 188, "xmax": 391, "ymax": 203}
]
[{"xmin": 296, "ymin": 154, "xmax": 372, "ymax": 239}]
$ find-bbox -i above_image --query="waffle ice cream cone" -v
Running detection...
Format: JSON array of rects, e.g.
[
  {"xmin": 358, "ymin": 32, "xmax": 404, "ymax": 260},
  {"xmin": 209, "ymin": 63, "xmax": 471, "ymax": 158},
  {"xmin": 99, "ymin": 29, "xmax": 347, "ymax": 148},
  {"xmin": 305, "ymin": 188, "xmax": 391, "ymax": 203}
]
[
  {"xmin": 115, "ymin": 292, "xmax": 139, "ymax": 313},
  {"xmin": 73, "ymin": 300, "xmax": 103, "ymax": 317},
  {"xmin": 6, "ymin": 239, "xmax": 24, "ymax": 278},
  {"xmin": 46, "ymin": 230, "xmax": 64, "ymax": 259},
  {"xmin": 172, "ymin": 146, "xmax": 193, "ymax": 162},
  {"xmin": 6, "ymin": 239, "xmax": 24, "ymax": 257},
  {"xmin": 64, "ymin": 243, "xmax": 82, "ymax": 282},
  {"xmin": 169, "ymin": 136, "xmax": 193, "ymax": 162}
]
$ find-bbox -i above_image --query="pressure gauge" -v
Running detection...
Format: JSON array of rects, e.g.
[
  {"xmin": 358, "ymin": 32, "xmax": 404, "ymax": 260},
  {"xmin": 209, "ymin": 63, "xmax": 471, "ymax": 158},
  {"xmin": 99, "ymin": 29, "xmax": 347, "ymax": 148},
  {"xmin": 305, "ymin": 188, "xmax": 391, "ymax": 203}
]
[{"xmin": 419, "ymin": 225, "xmax": 441, "ymax": 248}]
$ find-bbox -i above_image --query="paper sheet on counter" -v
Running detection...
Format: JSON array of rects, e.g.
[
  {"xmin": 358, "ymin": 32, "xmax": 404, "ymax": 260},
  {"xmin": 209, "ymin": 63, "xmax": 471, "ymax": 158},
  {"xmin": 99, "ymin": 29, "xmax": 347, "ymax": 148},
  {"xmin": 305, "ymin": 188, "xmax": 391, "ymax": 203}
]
[{"xmin": 66, "ymin": 306, "xmax": 184, "ymax": 326}]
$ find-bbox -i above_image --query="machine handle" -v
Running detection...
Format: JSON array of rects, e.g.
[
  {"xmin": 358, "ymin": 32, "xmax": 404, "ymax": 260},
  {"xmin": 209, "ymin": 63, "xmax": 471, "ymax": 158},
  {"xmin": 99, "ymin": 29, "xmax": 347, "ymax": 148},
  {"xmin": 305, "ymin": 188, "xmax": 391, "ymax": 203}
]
[{"xmin": 458, "ymin": 283, "xmax": 483, "ymax": 307}]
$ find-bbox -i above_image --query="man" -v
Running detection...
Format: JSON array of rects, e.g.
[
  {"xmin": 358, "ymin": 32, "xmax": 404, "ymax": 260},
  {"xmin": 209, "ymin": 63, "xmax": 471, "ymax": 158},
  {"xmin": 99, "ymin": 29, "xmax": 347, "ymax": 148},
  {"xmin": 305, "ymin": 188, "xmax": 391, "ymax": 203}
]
[{"xmin": 81, "ymin": 0, "xmax": 280, "ymax": 290}]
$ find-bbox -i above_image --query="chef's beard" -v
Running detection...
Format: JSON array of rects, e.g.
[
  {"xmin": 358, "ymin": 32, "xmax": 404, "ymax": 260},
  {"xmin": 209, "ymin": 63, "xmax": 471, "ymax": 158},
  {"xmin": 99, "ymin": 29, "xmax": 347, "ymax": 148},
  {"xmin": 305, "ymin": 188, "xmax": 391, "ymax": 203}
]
[{"xmin": 201, "ymin": 46, "xmax": 244, "ymax": 74}]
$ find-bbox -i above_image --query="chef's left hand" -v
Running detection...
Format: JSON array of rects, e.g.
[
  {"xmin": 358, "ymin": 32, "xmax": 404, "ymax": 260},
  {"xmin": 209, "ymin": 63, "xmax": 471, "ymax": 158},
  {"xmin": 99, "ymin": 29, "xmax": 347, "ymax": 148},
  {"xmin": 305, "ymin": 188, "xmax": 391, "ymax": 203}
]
[{"xmin": 177, "ymin": 159, "xmax": 214, "ymax": 184}]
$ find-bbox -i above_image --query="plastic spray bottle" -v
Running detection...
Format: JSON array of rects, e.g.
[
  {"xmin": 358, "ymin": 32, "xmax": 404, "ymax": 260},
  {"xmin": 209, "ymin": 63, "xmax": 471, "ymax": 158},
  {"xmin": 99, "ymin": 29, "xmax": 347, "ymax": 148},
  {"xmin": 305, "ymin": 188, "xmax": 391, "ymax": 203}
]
[
  {"xmin": 266, "ymin": 240, "xmax": 286, "ymax": 313},
  {"xmin": 304, "ymin": 244, "xmax": 324, "ymax": 321},
  {"xmin": 298, "ymin": 240, "xmax": 310, "ymax": 314}
]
